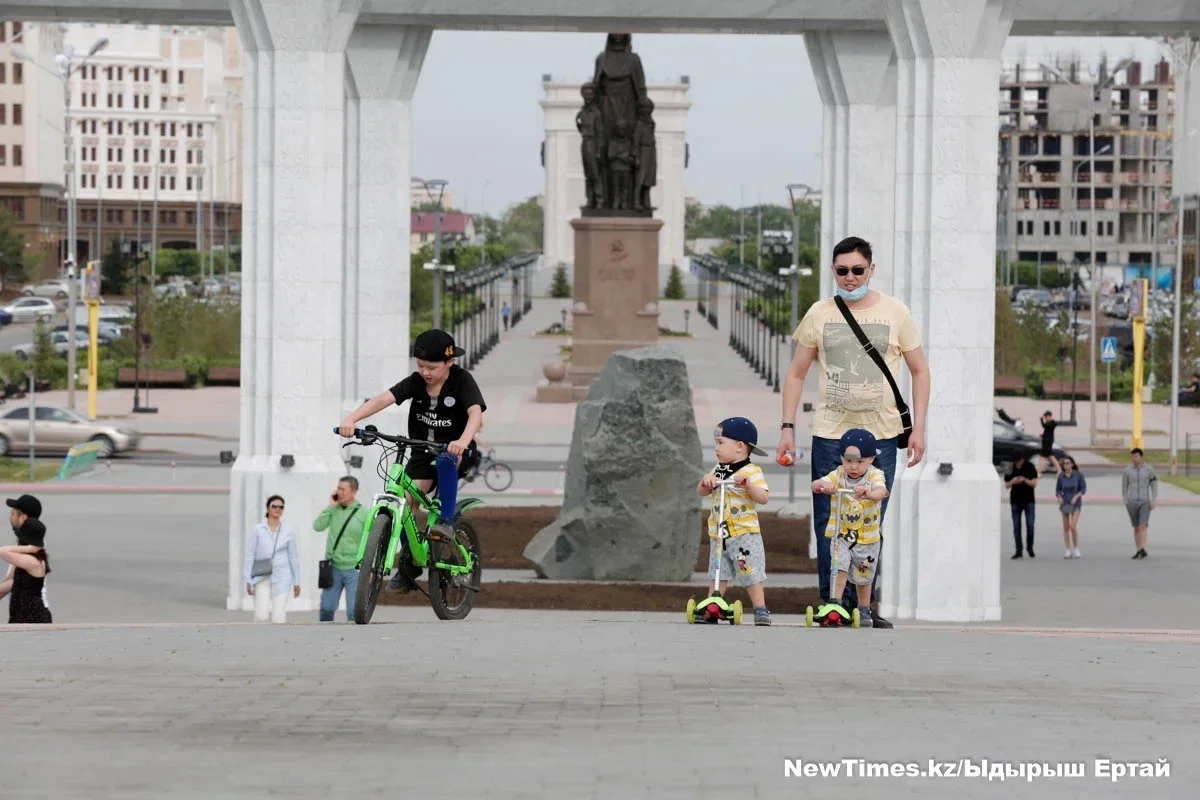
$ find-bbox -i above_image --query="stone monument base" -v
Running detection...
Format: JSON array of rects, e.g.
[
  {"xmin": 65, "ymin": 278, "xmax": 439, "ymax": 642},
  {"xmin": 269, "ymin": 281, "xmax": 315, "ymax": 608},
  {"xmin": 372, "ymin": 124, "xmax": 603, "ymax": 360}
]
[{"xmin": 536, "ymin": 216, "xmax": 662, "ymax": 403}]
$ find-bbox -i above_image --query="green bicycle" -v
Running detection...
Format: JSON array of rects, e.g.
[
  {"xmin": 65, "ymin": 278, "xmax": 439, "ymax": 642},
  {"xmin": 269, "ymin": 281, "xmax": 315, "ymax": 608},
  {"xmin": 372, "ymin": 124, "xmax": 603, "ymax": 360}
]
[{"xmin": 335, "ymin": 425, "xmax": 483, "ymax": 623}]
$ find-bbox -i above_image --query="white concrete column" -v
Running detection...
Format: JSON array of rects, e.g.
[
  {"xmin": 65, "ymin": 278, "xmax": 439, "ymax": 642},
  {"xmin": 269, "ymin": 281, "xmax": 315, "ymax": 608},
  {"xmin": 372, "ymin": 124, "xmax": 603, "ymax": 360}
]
[
  {"xmin": 226, "ymin": 0, "xmax": 361, "ymax": 613},
  {"xmin": 882, "ymin": 0, "xmax": 1013, "ymax": 622},
  {"xmin": 806, "ymin": 31, "xmax": 897, "ymax": 297},
  {"xmin": 342, "ymin": 24, "xmax": 432, "ymax": 501}
]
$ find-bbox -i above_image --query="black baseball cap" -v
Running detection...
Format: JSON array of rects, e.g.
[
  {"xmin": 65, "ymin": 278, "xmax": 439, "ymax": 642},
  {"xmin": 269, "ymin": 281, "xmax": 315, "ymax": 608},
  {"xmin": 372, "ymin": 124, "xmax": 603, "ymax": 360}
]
[
  {"xmin": 412, "ymin": 329, "xmax": 465, "ymax": 362},
  {"xmin": 6, "ymin": 494, "xmax": 42, "ymax": 519}
]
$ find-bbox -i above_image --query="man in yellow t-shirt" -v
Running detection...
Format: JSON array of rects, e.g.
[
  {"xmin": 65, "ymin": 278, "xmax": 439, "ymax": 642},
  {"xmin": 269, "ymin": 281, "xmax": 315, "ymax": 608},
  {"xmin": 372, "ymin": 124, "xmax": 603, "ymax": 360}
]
[{"xmin": 775, "ymin": 236, "xmax": 932, "ymax": 629}]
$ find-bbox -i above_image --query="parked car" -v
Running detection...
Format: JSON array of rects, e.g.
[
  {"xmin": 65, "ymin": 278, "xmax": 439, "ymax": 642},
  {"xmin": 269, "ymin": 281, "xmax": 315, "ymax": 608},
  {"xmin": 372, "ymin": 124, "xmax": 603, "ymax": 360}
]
[
  {"xmin": 0, "ymin": 405, "xmax": 140, "ymax": 458},
  {"xmin": 0, "ymin": 309, "xmax": 11, "ymax": 326},
  {"xmin": 1, "ymin": 297, "xmax": 57, "ymax": 323},
  {"xmin": 21, "ymin": 279, "xmax": 71, "ymax": 299},
  {"xmin": 993, "ymin": 419, "xmax": 1067, "ymax": 469},
  {"xmin": 52, "ymin": 321, "xmax": 120, "ymax": 344},
  {"xmin": 11, "ymin": 329, "xmax": 91, "ymax": 359}
]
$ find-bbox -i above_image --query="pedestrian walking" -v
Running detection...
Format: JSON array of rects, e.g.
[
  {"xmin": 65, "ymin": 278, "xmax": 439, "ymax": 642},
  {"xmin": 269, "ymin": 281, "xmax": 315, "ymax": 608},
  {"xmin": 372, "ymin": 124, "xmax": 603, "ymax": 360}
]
[
  {"xmin": 1122, "ymin": 448, "xmax": 1157, "ymax": 559},
  {"xmin": 1005, "ymin": 453, "xmax": 1038, "ymax": 558},
  {"xmin": 315, "ymin": 476, "xmax": 364, "ymax": 621},
  {"xmin": 244, "ymin": 495, "xmax": 301, "ymax": 623},
  {"xmin": 777, "ymin": 236, "xmax": 931, "ymax": 629}
]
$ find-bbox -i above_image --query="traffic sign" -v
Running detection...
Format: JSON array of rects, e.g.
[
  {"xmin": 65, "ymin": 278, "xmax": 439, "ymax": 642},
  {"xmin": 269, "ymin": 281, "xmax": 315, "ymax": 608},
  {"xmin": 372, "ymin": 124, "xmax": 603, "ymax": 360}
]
[{"xmin": 1101, "ymin": 337, "xmax": 1118, "ymax": 363}]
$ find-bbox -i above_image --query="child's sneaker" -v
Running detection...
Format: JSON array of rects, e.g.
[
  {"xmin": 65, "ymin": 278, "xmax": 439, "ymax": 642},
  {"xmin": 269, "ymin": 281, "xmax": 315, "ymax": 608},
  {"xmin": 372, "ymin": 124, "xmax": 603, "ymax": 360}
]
[
  {"xmin": 857, "ymin": 606, "xmax": 874, "ymax": 628},
  {"xmin": 754, "ymin": 607, "xmax": 771, "ymax": 626}
]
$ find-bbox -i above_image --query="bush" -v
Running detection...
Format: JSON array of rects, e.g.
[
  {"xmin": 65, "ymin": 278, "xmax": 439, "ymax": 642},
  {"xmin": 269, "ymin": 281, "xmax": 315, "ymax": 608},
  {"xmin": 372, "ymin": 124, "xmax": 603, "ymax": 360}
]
[
  {"xmin": 549, "ymin": 263, "xmax": 571, "ymax": 298},
  {"xmin": 663, "ymin": 264, "xmax": 685, "ymax": 300}
]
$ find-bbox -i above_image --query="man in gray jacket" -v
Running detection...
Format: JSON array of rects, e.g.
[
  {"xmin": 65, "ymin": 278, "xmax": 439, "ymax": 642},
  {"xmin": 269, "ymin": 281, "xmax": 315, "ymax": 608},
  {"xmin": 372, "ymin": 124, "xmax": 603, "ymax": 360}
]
[{"xmin": 1122, "ymin": 448, "xmax": 1157, "ymax": 560}]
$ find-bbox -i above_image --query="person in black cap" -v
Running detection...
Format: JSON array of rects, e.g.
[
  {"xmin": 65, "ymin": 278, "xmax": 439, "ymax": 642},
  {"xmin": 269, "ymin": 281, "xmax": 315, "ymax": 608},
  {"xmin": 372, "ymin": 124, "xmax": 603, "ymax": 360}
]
[
  {"xmin": 337, "ymin": 329, "xmax": 486, "ymax": 589},
  {"xmin": 1, "ymin": 516, "xmax": 52, "ymax": 623},
  {"xmin": 3, "ymin": 494, "xmax": 48, "ymax": 613}
]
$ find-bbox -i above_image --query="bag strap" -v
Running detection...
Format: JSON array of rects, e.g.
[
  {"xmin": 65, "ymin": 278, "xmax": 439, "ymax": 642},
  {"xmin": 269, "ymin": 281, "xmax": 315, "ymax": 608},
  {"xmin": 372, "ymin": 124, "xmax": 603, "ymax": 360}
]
[
  {"xmin": 328, "ymin": 506, "xmax": 359, "ymax": 557},
  {"xmin": 833, "ymin": 296, "xmax": 909, "ymax": 415}
]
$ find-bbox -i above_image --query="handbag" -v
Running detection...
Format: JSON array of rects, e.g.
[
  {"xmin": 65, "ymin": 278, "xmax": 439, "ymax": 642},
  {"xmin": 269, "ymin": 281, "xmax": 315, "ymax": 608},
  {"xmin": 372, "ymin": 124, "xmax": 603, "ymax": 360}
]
[
  {"xmin": 833, "ymin": 296, "xmax": 914, "ymax": 449},
  {"xmin": 250, "ymin": 528, "xmax": 281, "ymax": 579},
  {"xmin": 318, "ymin": 508, "xmax": 359, "ymax": 589}
]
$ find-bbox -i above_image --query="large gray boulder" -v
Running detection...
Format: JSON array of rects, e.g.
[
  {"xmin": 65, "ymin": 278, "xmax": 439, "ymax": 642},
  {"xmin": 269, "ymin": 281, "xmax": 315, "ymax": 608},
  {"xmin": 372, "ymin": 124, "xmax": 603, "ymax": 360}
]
[{"xmin": 524, "ymin": 345, "xmax": 705, "ymax": 581}]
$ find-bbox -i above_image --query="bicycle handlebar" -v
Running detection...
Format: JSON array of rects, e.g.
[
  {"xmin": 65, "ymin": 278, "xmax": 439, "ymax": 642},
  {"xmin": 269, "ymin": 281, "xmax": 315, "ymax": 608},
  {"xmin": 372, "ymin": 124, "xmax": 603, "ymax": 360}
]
[{"xmin": 333, "ymin": 426, "xmax": 446, "ymax": 453}]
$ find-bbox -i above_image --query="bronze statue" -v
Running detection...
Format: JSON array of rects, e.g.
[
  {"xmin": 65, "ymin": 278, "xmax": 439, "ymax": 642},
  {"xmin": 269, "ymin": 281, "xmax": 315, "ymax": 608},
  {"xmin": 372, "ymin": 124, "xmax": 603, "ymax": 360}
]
[
  {"xmin": 580, "ymin": 33, "xmax": 657, "ymax": 218},
  {"xmin": 577, "ymin": 83, "xmax": 605, "ymax": 209}
]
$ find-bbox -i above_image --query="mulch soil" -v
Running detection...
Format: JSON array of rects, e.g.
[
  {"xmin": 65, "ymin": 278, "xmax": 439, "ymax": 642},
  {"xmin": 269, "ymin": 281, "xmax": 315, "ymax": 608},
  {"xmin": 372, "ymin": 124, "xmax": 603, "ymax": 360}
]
[{"xmin": 378, "ymin": 505, "xmax": 821, "ymax": 614}]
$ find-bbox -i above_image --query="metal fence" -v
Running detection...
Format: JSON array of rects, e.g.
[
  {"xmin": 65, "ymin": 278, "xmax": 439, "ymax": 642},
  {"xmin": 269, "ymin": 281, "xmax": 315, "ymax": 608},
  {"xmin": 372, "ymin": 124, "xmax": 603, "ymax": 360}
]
[{"xmin": 444, "ymin": 252, "xmax": 538, "ymax": 370}]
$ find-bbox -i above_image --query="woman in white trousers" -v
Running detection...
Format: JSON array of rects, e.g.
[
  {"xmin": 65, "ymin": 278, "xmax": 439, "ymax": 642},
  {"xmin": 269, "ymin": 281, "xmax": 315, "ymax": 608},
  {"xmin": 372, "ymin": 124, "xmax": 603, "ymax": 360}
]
[{"xmin": 243, "ymin": 494, "xmax": 301, "ymax": 623}]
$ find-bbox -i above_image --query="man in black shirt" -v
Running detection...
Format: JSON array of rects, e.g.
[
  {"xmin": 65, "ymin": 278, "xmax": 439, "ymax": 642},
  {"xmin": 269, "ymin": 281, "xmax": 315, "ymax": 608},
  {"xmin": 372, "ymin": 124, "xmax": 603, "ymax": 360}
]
[
  {"xmin": 1004, "ymin": 452, "xmax": 1039, "ymax": 558},
  {"xmin": 1038, "ymin": 411, "xmax": 1059, "ymax": 476},
  {"xmin": 338, "ymin": 329, "xmax": 486, "ymax": 547}
]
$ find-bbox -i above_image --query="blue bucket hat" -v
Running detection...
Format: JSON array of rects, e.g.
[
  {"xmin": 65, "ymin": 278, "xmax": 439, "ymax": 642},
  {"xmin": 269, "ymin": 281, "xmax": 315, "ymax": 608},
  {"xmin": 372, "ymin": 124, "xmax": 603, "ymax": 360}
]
[
  {"xmin": 839, "ymin": 428, "xmax": 878, "ymax": 459},
  {"xmin": 715, "ymin": 417, "xmax": 766, "ymax": 457}
]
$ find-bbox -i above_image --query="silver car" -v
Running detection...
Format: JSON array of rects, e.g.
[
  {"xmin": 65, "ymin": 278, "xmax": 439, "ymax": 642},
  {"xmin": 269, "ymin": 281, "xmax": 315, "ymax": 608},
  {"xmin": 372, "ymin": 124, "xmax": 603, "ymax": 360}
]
[
  {"xmin": 2, "ymin": 297, "xmax": 57, "ymax": 323},
  {"xmin": 0, "ymin": 405, "xmax": 140, "ymax": 458}
]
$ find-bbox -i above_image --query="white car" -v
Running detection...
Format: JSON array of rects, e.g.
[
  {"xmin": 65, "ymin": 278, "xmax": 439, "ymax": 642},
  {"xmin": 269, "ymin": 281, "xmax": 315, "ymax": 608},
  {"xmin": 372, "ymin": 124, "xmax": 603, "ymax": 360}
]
[
  {"xmin": 2, "ymin": 297, "xmax": 57, "ymax": 323},
  {"xmin": 12, "ymin": 329, "xmax": 89, "ymax": 359},
  {"xmin": 21, "ymin": 279, "xmax": 71, "ymax": 299}
]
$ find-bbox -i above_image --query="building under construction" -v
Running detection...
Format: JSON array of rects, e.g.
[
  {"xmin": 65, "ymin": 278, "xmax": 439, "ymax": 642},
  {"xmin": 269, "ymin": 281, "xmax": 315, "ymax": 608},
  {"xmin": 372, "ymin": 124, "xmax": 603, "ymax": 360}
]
[{"xmin": 997, "ymin": 54, "xmax": 1195, "ymax": 292}]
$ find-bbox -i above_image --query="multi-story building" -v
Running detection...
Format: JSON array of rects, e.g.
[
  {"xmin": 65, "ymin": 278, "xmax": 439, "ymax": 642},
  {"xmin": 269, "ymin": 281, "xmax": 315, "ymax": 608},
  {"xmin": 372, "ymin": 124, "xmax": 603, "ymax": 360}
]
[
  {"xmin": 1, "ymin": 21, "xmax": 244, "ymax": 275},
  {"xmin": 61, "ymin": 23, "xmax": 243, "ymax": 267},
  {"xmin": 0, "ymin": 20, "xmax": 70, "ymax": 266},
  {"xmin": 998, "ymin": 56, "xmax": 1181, "ymax": 290}
]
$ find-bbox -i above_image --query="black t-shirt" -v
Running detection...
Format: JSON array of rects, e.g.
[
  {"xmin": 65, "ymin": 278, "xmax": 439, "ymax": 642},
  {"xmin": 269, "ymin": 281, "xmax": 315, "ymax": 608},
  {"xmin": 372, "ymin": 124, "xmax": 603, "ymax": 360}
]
[
  {"xmin": 389, "ymin": 365, "xmax": 486, "ymax": 445},
  {"xmin": 1005, "ymin": 460, "xmax": 1038, "ymax": 505},
  {"xmin": 1041, "ymin": 419, "xmax": 1057, "ymax": 448}
]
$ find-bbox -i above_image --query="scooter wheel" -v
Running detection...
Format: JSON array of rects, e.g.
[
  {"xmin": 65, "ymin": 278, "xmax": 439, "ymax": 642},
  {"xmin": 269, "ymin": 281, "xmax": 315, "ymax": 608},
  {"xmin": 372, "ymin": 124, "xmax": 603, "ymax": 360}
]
[
  {"xmin": 805, "ymin": 606, "xmax": 814, "ymax": 627},
  {"xmin": 731, "ymin": 600, "xmax": 743, "ymax": 625},
  {"xmin": 685, "ymin": 598, "xmax": 696, "ymax": 624},
  {"xmin": 851, "ymin": 608, "xmax": 861, "ymax": 629}
]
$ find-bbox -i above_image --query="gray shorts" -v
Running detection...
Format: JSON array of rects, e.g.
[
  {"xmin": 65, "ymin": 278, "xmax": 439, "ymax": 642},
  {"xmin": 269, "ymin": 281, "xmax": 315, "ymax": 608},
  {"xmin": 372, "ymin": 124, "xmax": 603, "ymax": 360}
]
[
  {"xmin": 709, "ymin": 532, "xmax": 767, "ymax": 587},
  {"xmin": 1125, "ymin": 501, "xmax": 1152, "ymax": 527},
  {"xmin": 830, "ymin": 537, "xmax": 880, "ymax": 586}
]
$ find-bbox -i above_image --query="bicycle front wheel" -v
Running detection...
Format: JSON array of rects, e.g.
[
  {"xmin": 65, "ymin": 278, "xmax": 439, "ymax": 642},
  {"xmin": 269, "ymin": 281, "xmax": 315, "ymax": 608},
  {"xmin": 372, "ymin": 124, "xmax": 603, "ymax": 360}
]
[
  {"xmin": 353, "ymin": 512, "xmax": 391, "ymax": 625},
  {"xmin": 483, "ymin": 462, "xmax": 514, "ymax": 492}
]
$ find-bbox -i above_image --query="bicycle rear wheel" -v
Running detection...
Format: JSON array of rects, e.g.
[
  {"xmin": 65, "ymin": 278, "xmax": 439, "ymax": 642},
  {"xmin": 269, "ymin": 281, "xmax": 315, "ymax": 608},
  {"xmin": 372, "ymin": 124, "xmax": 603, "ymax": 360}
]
[
  {"xmin": 483, "ymin": 462, "xmax": 514, "ymax": 492},
  {"xmin": 353, "ymin": 513, "xmax": 391, "ymax": 624},
  {"xmin": 428, "ymin": 518, "xmax": 482, "ymax": 620}
]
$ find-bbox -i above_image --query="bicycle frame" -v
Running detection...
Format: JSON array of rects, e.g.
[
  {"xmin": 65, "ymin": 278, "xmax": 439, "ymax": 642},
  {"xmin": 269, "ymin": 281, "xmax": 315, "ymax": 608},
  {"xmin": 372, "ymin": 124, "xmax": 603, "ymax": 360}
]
[{"xmin": 353, "ymin": 451, "xmax": 482, "ymax": 578}]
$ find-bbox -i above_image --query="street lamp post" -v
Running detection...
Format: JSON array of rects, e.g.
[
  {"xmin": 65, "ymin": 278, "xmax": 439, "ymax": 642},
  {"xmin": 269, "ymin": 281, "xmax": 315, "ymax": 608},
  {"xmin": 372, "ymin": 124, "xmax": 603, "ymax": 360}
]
[
  {"xmin": 421, "ymin": 179, "xmax": 450, "ymax": 330},
  {"xmin": 783, "ymin": 183, "xmax": 817, "ymax": 504},
  {"xmin": 13, "ymin": 36, "xmax": 109, "ymax": 411}
]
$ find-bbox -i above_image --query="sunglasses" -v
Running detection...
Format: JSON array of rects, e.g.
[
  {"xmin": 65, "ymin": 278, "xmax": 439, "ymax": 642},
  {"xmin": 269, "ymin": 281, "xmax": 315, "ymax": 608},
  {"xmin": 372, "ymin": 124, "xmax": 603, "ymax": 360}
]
[
  {"xmin": 834, "ymin": 266, "xmax": 869, "ymax": 276},
  {"xmin": 269, "ymin": 504, "xmax": 284, "ymax": 510}
]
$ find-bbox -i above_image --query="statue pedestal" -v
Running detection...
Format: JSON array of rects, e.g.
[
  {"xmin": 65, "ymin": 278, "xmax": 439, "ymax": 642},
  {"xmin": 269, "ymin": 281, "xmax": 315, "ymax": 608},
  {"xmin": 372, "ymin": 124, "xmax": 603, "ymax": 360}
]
[{"xmin": 537, "ymin": 216, "xmax": 662, "ymax": 403}]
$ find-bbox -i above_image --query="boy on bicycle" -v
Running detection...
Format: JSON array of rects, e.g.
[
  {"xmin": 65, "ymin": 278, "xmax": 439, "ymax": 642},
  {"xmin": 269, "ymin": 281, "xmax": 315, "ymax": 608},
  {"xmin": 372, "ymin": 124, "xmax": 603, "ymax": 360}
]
[{"xmin": 337, "ymin": 329, "xmax": 486, "ymax": 586}]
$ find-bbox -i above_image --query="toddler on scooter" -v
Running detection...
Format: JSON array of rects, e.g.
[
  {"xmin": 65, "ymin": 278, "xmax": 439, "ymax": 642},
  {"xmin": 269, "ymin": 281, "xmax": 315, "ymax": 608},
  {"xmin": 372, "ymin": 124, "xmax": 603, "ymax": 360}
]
[
  {"xmin": 810, "ymin": 429, "xmax": 889, "ymax": 628},
  {"xmin": 697, "ymin": 417, "xmax": 772, "ymax": 626}
]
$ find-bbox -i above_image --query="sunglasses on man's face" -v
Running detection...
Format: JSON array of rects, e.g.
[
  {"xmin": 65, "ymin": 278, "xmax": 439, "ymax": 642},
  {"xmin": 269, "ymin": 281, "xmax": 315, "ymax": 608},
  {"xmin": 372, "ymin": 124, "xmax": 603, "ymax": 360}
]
[{"xmin": 834, "ymin": 266, "xmax": 869, "ymax": 277}]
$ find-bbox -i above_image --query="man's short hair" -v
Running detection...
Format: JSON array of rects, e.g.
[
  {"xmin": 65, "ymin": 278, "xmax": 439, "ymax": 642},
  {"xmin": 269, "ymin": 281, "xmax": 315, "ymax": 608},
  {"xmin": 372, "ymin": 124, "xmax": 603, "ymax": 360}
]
[
  {"xmin": 1130, "ymin": 448, "xmax": 1144, "ymax": 457},
  {"xmin": 832, "ymin": 236, "xmax": 872, "ymax": 264},
  {"xmin": 338, "ymin": 475, "xmax": 359, "ymax": 491}
]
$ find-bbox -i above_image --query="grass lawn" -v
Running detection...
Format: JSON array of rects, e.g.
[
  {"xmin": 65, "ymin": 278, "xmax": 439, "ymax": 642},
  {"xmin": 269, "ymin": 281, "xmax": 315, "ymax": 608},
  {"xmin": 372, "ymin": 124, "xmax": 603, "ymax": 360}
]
[
  {"xmin": 1162, "ymin": 475, "xmax": 1200, "ymax": 495},
  {"xmin": 0, "ymin": 458, "xmax": 62, "ymax": 482},
  {"xmin": 1096, "ymin": 448, "xmax": 1177, "ymax": 465}
]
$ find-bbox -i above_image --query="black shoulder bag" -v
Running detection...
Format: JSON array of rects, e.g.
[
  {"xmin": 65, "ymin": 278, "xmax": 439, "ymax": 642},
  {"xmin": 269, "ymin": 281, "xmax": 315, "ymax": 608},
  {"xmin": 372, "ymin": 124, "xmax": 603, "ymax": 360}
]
[
  {"xmin": 318, "ymin": 507, "xmax": 359, "ymax": 589},
  {"xmin": 833, "ymin": 296, "xmax": 913, "ymax": 449}
]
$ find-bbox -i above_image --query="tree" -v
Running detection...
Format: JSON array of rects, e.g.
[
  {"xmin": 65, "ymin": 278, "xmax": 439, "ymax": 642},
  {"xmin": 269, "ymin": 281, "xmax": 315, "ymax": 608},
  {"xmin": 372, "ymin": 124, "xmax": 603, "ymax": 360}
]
[
  {"xmin": 663, "ymin": 264, "xmax": 685, "ymax": 299},
  {"xmin": 549, "ymin": 263, "xmax": 571, "ymax": 298},
  {"xmin": 0, "ymin": 207, "xmax": 30, "ymax": 286},
  {"xmin": 499, "ymin": 197, "xmax": 543, "ymax": 253},
  {"xmin": 100, "ymin": 238, "xmax": 132, "ymax": 296}
]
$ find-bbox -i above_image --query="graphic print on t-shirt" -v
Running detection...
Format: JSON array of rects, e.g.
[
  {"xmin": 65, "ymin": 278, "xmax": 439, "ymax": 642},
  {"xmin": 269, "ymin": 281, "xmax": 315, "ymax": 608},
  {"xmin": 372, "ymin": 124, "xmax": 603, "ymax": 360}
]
[{"xmin": 820, "ymin": 320, "xmax": 892, "ymax": 424}]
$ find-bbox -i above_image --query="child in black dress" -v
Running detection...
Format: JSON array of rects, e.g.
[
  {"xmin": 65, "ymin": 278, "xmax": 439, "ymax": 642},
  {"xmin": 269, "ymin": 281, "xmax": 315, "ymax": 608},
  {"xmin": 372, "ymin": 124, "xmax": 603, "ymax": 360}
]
[{"xmin": 0, "ymin": 518, "xmax": 52, "ymax": 624}]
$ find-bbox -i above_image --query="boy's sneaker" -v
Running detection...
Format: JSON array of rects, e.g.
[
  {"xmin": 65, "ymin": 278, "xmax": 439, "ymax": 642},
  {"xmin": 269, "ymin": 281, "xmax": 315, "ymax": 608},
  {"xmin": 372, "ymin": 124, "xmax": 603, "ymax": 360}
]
[
  {"xmin": 857, "ymin": 606, "xmax": 874, "ymax": 628},
  {"xmin": 753, "ymin": 607, "xmax": 771, "ymax": 626}
]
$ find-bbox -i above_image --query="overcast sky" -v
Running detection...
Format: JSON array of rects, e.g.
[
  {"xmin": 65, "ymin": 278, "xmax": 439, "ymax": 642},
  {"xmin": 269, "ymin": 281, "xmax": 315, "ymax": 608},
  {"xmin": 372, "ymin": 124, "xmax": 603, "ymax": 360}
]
[{"xmin": 410, "ymin": 32, "xmax": 1174, "ymax": 216}]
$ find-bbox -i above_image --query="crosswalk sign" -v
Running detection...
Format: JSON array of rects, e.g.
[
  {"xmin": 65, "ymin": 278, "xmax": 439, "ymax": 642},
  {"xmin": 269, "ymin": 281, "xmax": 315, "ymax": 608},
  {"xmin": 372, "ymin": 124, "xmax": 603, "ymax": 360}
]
[{"xmin": 1101, "ymin": 337, "xmax": 1118, "ymax": 363}]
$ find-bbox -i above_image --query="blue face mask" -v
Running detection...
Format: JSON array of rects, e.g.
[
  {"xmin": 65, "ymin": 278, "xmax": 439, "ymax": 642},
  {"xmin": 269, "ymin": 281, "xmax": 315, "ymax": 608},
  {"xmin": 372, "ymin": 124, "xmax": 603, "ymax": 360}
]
[{"xmin": 835, "ymin": 284, "xmax": 870, "ymax": 302}]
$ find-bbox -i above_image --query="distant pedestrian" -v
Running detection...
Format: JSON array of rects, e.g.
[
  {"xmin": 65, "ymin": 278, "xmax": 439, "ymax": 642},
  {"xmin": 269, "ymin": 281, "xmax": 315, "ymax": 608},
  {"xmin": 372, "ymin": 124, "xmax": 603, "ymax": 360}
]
[
  {"xmin": 1038, "ymin": 411, "xmax": 1060, "ymax": 476},
  {"xmin": 1004, "ymin": 453, "xmax": 1038, "ymax": 558},
  {"xmin": 4, "ymin": 494, "xmax": 47, "ymax": 612},
  {"xmin": 1054, "ymin": 457, "xmax": 1086, "ymax": 559},
  {"xmin": 314, "ymin": 477, "xmax": 364, "ymax": 622},
  {"xmin": 501, "ymin": 301, "xmax": 511, "ymax": 331},
  {"xmin": 1122, "ymin": 448, "xmax": 1157, "ymax": 560},
  {"xmin": 244, "ymin": 495, "xmax": 300, "ymax": 623},
  {"xmin": 1, "ymin": 517, "xmax": 52, "ymax": 624}
]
